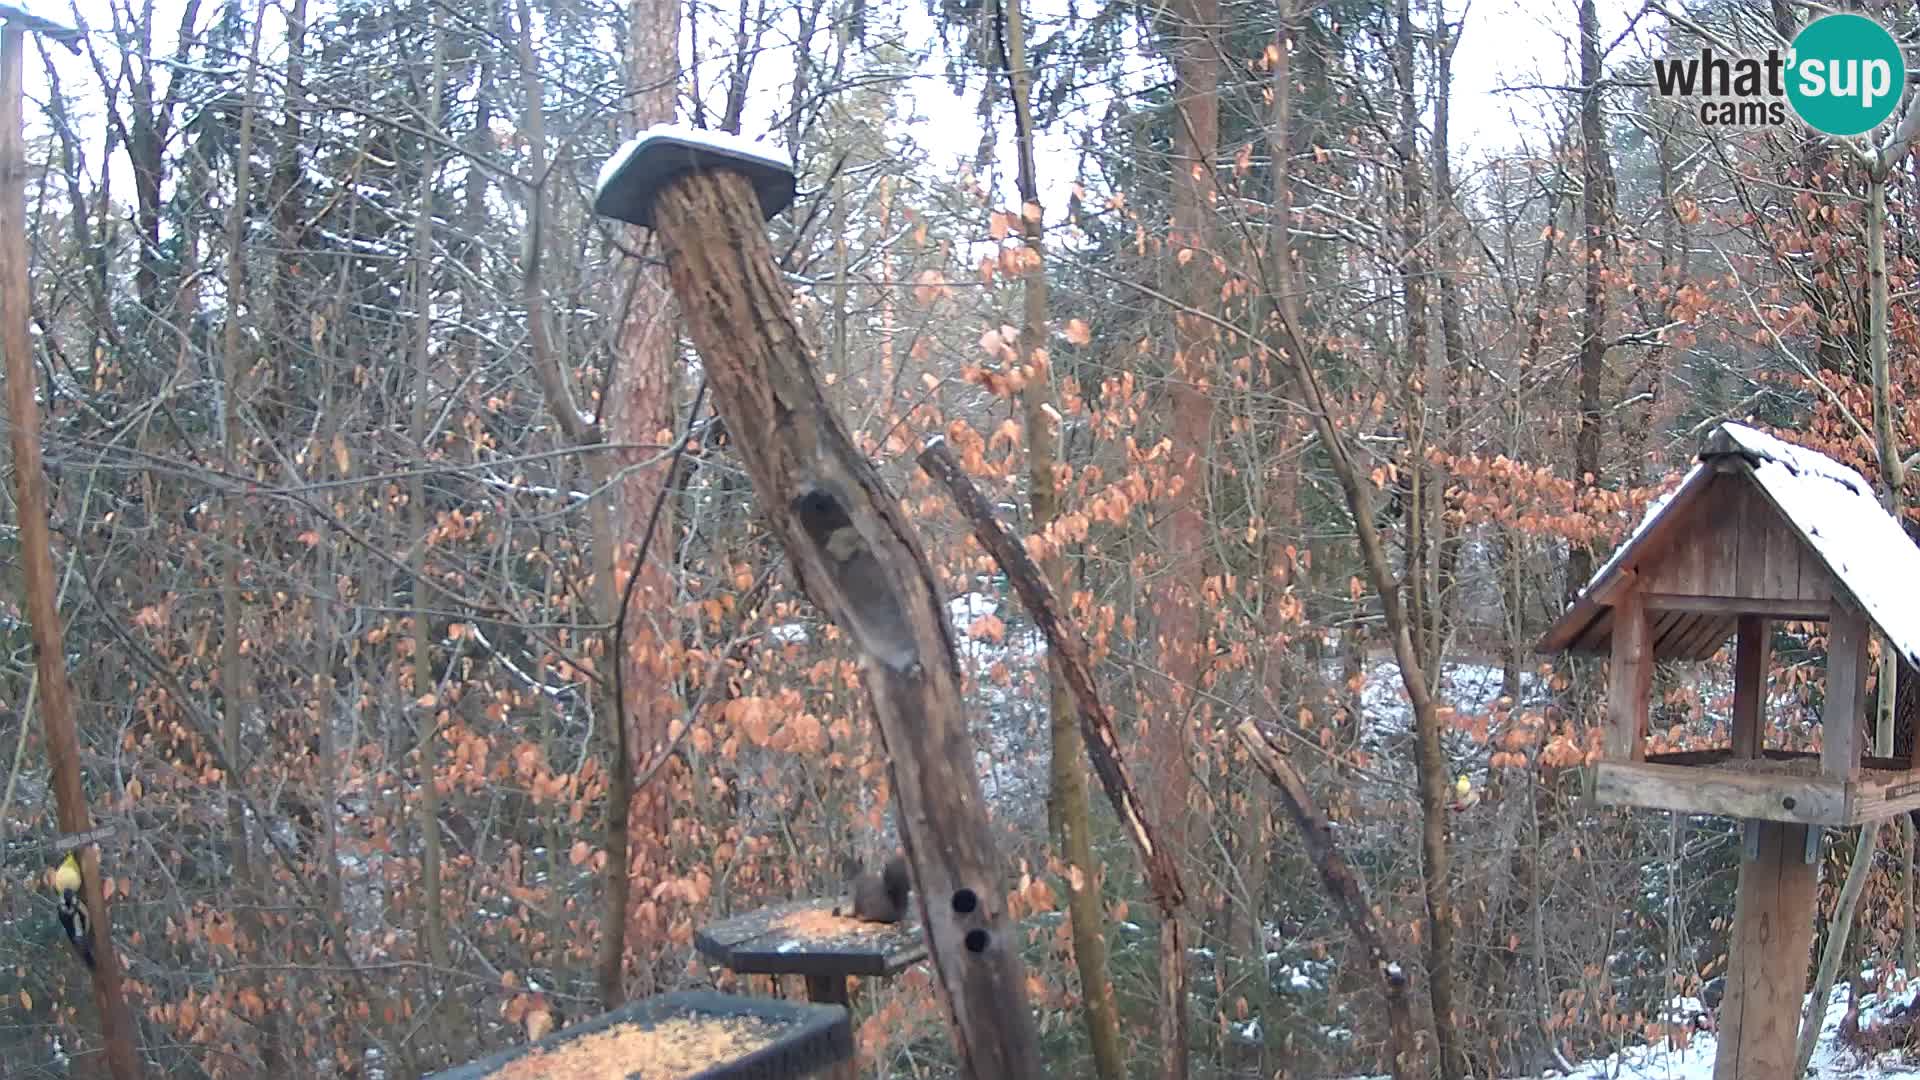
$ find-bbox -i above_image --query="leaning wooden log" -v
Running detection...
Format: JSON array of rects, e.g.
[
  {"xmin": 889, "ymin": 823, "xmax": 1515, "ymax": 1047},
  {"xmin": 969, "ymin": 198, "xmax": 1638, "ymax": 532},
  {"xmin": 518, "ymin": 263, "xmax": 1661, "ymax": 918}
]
[
  {"xmin": 593, "ymin": 126, "xmax": 1046, "ymax": 1079},
  {"xmin": 917, "ymin": 438, "xmax": 1189, "ymax": 1077},
  {"xmin": 1234, "ymin": 720, "xmax": 1420, "ymax": 1078}
]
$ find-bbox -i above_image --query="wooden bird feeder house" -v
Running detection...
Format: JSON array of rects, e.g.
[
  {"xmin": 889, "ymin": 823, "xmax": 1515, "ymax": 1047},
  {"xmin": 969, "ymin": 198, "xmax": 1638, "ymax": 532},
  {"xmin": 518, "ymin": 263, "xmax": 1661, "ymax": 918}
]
[{"xmin": 1538, "ymin": 420, "xmax": 1920, "ymax": 1079}]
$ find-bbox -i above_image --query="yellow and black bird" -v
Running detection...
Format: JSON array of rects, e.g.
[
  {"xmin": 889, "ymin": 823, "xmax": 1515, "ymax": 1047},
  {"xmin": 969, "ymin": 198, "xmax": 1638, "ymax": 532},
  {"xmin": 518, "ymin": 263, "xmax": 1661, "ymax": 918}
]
[{"xmin": 53, "ymin": 852, "xmax": 94, "ymax": 970}]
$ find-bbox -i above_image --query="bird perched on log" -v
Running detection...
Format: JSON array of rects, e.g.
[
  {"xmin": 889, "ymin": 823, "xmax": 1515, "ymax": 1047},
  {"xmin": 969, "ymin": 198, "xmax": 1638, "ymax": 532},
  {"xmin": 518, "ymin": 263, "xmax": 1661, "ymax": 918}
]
[
  {"xmin": 834, "ymin": 854, "xmax": 913, "ymax": 924},
  {"xmin": 791, "ymin": 484, "xmax": 918, "ymax": 672},
  {"xmin": 52, "ymin": 852, "xmax": 94, "ymax": 970}
]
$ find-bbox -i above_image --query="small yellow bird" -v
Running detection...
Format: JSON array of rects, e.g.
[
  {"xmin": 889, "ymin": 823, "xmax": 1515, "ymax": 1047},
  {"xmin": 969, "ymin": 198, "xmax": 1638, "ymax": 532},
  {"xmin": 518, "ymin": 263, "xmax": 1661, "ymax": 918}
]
[
  {"xmin": 52, "ymin": 853, "xmax": 94, "ymax": 970},
  {"xmin": 1455, "ymin": 775, "xmax": 1472, "ymax": 800}
]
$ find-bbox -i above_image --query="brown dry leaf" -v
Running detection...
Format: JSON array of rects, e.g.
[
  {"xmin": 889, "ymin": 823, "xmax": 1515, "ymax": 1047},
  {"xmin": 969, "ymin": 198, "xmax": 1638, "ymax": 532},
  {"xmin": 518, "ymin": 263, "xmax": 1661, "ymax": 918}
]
[{"xmin": 525, "ymin": 1007, "xmax": 555, "ymax": 1043}]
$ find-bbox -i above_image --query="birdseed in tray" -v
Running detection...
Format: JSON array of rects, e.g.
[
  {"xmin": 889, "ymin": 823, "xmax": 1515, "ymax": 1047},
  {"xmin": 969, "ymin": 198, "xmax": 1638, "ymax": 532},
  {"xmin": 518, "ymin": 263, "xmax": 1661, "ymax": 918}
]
[
  {"xmin": 491, "ymin": 1014, "xmax": 777, "ymax": 1080},
  {"xmin": 425, "ymin": 991, "xmax": 852, "ymax": 1080}
]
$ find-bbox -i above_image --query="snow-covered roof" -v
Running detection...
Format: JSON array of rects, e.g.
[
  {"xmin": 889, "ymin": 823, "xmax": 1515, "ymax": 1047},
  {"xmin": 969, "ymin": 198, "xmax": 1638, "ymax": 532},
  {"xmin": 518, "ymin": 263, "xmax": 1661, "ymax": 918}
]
[
  {"xmin": 1540, "ymin": 422, "xmax": 1920, "ymax": 670},
  {"xmin": 592, "ymin": 124, "xmax": 795, "ymax": 227}
]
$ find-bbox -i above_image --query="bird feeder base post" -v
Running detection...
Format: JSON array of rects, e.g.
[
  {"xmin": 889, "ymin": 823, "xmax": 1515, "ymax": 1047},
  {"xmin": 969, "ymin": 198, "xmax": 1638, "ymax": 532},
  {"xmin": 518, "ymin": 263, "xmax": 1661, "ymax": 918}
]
[{"xmin": 1713, "ymin": 820, "xmax": 1818, "ymax": 1080}]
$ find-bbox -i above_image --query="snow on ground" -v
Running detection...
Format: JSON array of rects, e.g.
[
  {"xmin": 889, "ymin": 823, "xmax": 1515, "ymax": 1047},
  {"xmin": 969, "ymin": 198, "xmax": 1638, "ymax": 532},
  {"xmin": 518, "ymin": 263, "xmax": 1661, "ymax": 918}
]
[{"xmin": 1342, "ymin": 978, "xmax": 1920, "ymax": 1079}]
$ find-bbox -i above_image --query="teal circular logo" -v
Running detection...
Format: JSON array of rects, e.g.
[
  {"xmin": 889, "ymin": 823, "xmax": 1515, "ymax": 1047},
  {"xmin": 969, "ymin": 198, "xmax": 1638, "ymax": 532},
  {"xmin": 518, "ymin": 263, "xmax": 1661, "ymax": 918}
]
[{"xmin": 1787, "ymin": 14, "xmax": 1906, "ymax": 136}]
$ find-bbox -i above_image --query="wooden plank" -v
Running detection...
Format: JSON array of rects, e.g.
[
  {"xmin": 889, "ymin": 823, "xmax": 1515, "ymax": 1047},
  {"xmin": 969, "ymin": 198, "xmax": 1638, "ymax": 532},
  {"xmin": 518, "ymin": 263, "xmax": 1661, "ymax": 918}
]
[
  {"xmin": 1607, "ymin": 589, "xmax": 1654, "ymax": 762},
  {"xmin": 1591, "ymin": 762, "xmax": 1848, "ymax": 824},
  {"xmin": 1652, "ymin": 610, "xmax": 1698, "ymax": 656},
  {"xmin": 1679, "ymin": 614, "xmax": 1736, "ymax": 661},
  {"xmin": 1641, "ymin": 594, "xmax": 1831, "ymax": 620},
  {"xmin": 1647, "ymin": 748, "xmax": 1733, "ymax": 766},
  {"xmin": 804, "ymin": 977, "xmax": 858, "ymax": 1080},
  {"xmin": 1734, "ymin": 480, "xmax": 1769, "ymax": 598},
  {"xmin": 1759, "ymin": 479, "xmax": 1803, "ymax": 601},
  {"xmin": 1823, "ymin": 607, "xmax": 1869, "ymax": 779},
  {"xmin": 1847, "ymin": 769, "xmax": 1920, "ymax": 824},
  {"xmin": 1644, "ymin": 749, "xmax": 1819, "ymax": 766},
  {"xmin": 1713, "ymin": 822, "xmax": 1819, "ymax": 1080},
  {"xmin": 1733, "ymin": 616, "xmax": 1771, "ymax": 758},
  {"xmin": 1571, "ymin": 607, "xmax": 1614, "ymax": 654},
  {"xmin": 1581, "ymin": 469, "xmax": 1719, "ymax": 610}
]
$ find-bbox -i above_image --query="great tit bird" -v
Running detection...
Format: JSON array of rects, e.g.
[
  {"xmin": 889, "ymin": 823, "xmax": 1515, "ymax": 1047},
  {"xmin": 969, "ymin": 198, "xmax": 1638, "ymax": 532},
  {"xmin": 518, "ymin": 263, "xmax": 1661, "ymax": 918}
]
[{"xmin": 53, "ymin": 853, "xmax": 95, "ymax": 970}]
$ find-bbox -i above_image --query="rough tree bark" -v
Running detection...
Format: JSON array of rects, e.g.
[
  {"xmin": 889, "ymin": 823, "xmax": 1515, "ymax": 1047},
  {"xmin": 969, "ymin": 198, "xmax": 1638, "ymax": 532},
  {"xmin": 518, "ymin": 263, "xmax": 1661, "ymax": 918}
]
[
  {"xmin": 599, "ymin": 0, "xmax": 682, "ymax": 1008},
  {"xmin": 406, "ymin": 4, "xmax": 452, "ymax": 980},
  {"xmin": 1157, "ymin": 0, "xmax": 1219, "ymax": 1069},
  {"xmin": 645, "ymin": 167, "xmax": 1045, "ymax": 1077},
  {"xmin": 1568, "ymin": 0, "xmax": 1612, "ymax": 604}
]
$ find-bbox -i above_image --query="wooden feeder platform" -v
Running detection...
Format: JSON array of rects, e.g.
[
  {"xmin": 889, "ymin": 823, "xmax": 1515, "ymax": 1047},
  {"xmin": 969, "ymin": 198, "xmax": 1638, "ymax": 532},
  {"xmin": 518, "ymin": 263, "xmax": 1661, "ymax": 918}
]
[
  {"xmin": 424, "ymin": 991, "xmax": 851, "ymax": 1080},
  {"xmin": 695, "ymin": 899, "xmax": 926, "ymax": 1080},
  {"xmin": 695, "ymin": 897, "xmax": 927, "ymax": 990},
  {"xmin": 1592, "ymin": 748, "xmax": 1920, "ymax": 826}
]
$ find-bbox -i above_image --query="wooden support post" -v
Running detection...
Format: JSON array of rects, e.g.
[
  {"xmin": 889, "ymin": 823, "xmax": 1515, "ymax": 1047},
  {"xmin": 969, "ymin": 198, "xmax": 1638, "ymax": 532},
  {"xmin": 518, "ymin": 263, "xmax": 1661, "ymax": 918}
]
[
  {"xmin": 803, "ymin": 976, "xmax": 856, "ymax": 1080},
  {"xmin": 608, "ymin": 156, "xmax": 1043, "ymax": 1076},
  {"xmin": 1732, "ymin": 615, "xmax": 1770, "ymax": 759},
  {"xmin": 1714, "ymin": 821, "xmax": 1818, "ymax": 1080},
  {"xmin": 0, "ymin": 24, "xmax": 143, "ymax": 1080},
  {"xmin": 1607, "ymin": 588, "xmax": 1652, "ymax": 762},
  {"xmin": 1824, "ymin": 608, "xmax": 1869, "ymax": 780}
]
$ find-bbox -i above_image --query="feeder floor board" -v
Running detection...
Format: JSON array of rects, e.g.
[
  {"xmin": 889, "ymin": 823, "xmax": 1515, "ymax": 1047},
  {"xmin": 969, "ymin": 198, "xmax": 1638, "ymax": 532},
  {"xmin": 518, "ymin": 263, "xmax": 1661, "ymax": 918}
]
[{"xmin": 1591, "ymin": 754, "xmax": 1920, "ymax": 824}]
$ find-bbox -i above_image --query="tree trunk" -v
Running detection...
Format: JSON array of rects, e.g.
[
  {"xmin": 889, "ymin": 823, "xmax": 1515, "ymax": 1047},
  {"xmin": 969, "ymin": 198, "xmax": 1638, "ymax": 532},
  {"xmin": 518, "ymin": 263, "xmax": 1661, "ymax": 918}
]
[
  {"xmin": 217, "ymin": 14, "xmax": 279, "ymax": 1071},
  {"xmin": 600, "ymin": 0, "xmax": 683, "ymax": 1008},
  {"xmin": 1568, "ymin": 0, "xmax": 1612, "ymax": 605},
  {"xmin": 407, "ymin": 7, "xmax": 452, "ymax": 983},
  {"xmin": 0, "ymin": 26, "xmax": 144, "ymax": 1079},
  {"xmin": 1237, "ymin": 721, "xmax": 1421, "ymax": 1077},
  {"xmin": 1797, "ymin": 823, "xmax": 1880, "ymax": 1075},
  {"xmin": 1158, "ymin": 0, "xmax": 1219, "ymax": 1069},
  {"xmin": 646, "ymin": 166, "xmax": 1046, "ymax": 1077},
  {"xmin": 1390, "ymin": 0, "xmax": 1461, "ymax": 1071},
  {"xmin": 997, "ymin": 0, "xmax": 1124, "ymax": 1074}
]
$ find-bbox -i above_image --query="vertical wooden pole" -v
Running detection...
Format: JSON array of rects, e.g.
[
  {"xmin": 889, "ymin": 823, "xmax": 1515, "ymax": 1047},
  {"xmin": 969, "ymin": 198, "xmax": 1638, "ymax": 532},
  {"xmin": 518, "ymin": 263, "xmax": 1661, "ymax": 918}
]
[
  {"xmin": 0, "ymin": 25, "xmax": 144, "ymax": 1079},
  {"xmin": 803, "ymin": 976, "xmax": 857, "ymax": 1080},
  {"xmin": 1732, "ymin": 615, "xmax": 1770, "ymax": 759},
  {"xmin": 1607, "ymin": 588, "xmax": 1652, "ymax": 762},
  {"xmin": 1824, "ymin": 608, "xmax": 1869, "ymax": 779},
  {"xmin": 1713, "ymin": 822, "xmax": 1818, "ymax": 1080}
]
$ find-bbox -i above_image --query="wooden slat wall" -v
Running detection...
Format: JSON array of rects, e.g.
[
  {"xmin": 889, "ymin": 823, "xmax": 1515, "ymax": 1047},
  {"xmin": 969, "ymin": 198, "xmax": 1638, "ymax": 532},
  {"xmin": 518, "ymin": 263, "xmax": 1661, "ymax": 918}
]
[{"xmin": 1641, "ymin": 474, "xmax": 1832, "ymax": 608}]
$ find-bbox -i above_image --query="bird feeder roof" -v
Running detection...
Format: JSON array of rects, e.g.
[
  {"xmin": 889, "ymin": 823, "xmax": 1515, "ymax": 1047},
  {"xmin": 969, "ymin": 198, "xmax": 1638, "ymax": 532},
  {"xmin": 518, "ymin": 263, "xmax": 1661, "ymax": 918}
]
[{"xmin": 1537, "ymin": 422, "xmax": 1920, "ymax": 669}]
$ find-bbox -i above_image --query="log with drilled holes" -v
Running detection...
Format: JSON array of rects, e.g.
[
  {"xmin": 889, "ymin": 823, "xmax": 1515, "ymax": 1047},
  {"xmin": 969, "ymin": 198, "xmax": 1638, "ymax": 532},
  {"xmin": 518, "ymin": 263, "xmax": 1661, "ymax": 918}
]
[{"xmin": 594, "ymin": 131, "xmax": 1045, "ymax": 1078}]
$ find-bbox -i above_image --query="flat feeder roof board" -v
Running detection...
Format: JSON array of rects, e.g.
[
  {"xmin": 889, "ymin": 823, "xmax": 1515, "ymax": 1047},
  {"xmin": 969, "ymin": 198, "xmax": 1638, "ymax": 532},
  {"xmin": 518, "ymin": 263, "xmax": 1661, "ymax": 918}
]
[{"xmin": 1538, "ymin": 422, "xmax": 1920, "ymax": 670}]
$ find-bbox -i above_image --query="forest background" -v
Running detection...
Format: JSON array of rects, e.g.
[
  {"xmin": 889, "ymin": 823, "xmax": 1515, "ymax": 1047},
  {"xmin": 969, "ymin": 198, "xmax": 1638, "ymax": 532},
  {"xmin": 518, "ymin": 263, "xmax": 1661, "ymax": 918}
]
[{"xmin": 2, "ymin": 0, "xmax": 1918, "ymax": 1075}]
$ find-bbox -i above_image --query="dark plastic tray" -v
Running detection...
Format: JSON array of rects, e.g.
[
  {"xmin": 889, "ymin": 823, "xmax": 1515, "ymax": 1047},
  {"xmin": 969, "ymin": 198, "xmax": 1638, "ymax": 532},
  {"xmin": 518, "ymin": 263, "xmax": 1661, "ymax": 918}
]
[{"xmin": 425, "ymin": 990, "xmax": 851, "ymax": 1080}]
